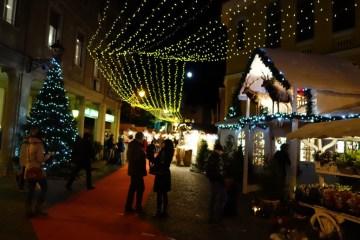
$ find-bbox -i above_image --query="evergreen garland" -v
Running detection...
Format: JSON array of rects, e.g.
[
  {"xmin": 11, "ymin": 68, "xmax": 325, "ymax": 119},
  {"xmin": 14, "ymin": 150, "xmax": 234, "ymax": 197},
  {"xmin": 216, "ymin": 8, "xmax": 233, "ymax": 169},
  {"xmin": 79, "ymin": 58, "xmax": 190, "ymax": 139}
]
[
  {"xmin": 27, "ymin": 58, "xmax": 78, "ymax": 170},
  {"xmin": 304, "ymin": 88, "xmax": 313, "ymax": 115}
]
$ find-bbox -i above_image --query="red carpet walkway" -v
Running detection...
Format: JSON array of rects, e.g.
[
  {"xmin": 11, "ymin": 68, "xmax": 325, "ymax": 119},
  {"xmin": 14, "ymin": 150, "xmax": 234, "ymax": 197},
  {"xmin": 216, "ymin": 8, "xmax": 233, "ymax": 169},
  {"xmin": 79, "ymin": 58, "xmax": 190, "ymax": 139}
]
[{"xmin": 32, "ymin": 166, "xmax": 169, "ymax": 240}]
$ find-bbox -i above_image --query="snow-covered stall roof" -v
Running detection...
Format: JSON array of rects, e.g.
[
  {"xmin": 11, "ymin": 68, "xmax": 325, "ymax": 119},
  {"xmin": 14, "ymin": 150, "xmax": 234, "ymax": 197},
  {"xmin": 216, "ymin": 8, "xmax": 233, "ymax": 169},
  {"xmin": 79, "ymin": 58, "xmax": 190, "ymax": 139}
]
[
  {"xmin": 287, "ymin": 118, "xmax": 360, "ymax": 139},
  {"xmin": 241, "ymin": 48, "xmax": 360, "ymax": 114},
  {"xmin": 265, "ymin": 48, "xmax": 360, "ymax": 94}
]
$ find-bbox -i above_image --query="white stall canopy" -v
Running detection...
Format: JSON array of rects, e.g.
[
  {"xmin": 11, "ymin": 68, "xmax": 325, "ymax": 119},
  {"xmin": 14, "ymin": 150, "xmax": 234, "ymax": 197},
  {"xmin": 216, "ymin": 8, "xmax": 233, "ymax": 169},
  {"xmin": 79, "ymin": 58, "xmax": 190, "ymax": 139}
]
[
  {"xmin": 241, "ymin": 48, "xmax": 360, "ymax": 114},
  {"xmin": 287, "ymin": 118, "xmax": 360, "ymax": 139}
]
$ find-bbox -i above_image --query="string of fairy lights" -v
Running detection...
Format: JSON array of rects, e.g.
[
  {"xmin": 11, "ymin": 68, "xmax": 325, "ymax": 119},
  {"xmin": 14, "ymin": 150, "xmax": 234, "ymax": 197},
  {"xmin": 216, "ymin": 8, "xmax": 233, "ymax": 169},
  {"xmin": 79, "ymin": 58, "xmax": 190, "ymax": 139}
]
[
  {"xmin": 88, "ymin": 0, "xmax": 229, "ymax": 122},
  {"xmin": 88, "ymin": 0, "xmax": 358, "ymax": 123}
]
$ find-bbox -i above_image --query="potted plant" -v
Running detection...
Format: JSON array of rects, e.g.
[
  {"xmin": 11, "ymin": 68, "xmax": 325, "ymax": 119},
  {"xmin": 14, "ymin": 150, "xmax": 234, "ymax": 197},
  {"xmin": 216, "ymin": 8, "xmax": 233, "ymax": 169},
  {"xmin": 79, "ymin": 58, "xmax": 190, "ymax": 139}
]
[
  {"xmin": 353, "ymin": 159, "xmax": 360, "ymax": 175},
  {"xmin": 336, "ymin": 153, "xmax": 354, "ymax": 174}
]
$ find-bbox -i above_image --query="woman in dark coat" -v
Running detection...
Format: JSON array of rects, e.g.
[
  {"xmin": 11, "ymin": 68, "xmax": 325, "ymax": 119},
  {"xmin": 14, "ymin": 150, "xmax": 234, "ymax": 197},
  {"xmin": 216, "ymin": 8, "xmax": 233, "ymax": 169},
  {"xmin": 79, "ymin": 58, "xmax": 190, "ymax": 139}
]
[{"xmin": 153, "ymin": 139, "xmax": 174, "ymax": 217}]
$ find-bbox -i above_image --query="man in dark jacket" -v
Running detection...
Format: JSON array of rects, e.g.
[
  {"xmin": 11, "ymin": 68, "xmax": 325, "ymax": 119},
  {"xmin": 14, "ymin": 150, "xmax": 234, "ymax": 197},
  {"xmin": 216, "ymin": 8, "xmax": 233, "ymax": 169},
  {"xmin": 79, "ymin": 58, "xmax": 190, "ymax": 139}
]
[
  {"xmin": 273, "ymin": 143, "xmax": 291, "ymax": 199},
  {"xmin": 205, "ymin": 143, "xmax": 226, "ymax": 223},
  {"xmin": 66, "ymin": 133, "xmax": 95, "ymax": 191},
  {"xmin": 125, "ymin": 132, "xmax": 147, "ymax": 213}
]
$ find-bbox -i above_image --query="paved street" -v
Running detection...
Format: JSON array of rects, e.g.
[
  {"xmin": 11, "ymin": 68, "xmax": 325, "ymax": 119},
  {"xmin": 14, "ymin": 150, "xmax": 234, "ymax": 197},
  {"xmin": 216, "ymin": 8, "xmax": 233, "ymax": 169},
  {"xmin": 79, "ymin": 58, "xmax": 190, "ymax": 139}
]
[
  {"xmin": 144, "ymin": 166, "xmax": 270, "ymax": 240},
  {"xmin": 1, "ymin": 163, "xmax": 271, "ymax": 240},
  {"xmin": 4, "ymin": 163, "xmax": 359, "ymax": 240}
]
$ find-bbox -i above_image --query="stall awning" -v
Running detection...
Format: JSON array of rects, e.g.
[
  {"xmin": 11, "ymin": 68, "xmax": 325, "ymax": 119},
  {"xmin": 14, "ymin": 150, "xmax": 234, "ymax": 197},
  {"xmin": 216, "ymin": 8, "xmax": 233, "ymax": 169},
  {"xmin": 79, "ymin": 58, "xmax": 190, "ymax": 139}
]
[
  {"xmin": 287, "ymin": 118, "xmax": 360, "ymax": 139},
  {"xmin": 240, "ymin": 48, "xmax": 360, "ymax": 114}
]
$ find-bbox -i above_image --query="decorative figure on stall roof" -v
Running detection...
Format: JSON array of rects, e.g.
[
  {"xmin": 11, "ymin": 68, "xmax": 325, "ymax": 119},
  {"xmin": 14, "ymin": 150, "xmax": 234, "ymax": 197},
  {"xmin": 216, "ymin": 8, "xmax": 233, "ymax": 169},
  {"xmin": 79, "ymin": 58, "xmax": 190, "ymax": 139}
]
[
  {"xmin": 260, "ymin": 74, "xmax": 292, "ymax": 113},
  {"xmin": 241, "ymin": 75, "xmax": 260, "ymax": 105},
  {"xmin": 241, "ymin": 75, "xmax": 271, "ymax": 114}
]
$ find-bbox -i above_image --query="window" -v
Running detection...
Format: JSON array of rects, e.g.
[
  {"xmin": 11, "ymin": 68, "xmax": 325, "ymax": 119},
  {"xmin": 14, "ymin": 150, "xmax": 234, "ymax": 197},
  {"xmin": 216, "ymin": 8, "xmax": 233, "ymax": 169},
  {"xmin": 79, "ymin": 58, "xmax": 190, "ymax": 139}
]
[
  {"xmin": 296, "ymin": 88, "xmax": 308, "ymax": 112},
  {"xmin": 300, "ymin": 139, "xmax": 315, "ymax": 162},
  {"xmin": 332, "ymin": 0, "xmax": 355, "ymax": 32},
  {"xmin": 48, "ymin": 10, "xmax": 61, "ymax": 47},
  {"xmin": 237, "ymin": 130, "xmax": 245, "ymax": 152},
  {"xmin": 253, "ymin": 131, "xmax": 265, "ymax": 166},
  {"xmin": 265, "ymin": 0, "xmax": 281, "ymax": 48},
  {"xmin": 93, "ymin": 61, "xmax": 100, "ymax": 78},
  {"xmin": 275, "ymin": 137, "xmax": 286, "ymax": 151},
  {"xmin": 93, "ymin": 61, "xmax": 101, "ymax": 92},
  {"xmin": 236, "ymin": 20, "xmax": 245, "ymax": 50},
  {"xmin": 74, "ymin": 33, "xmax": 84, "ymax": 66},
  {"xmin": 296, "ymin": 0, "xmax": 314, "ymax": 42},
  {"xmin": 2, "ymin": 0, "xmax": 17, "ymax": 25}
]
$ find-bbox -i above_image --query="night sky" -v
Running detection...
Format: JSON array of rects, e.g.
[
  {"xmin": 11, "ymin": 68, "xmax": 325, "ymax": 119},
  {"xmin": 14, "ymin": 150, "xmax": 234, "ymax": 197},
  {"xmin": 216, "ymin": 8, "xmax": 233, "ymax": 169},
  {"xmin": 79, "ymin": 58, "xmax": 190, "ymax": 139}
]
[{"xmin": 106, "ymin": 0, "xmax": 226, "ymax": 112}]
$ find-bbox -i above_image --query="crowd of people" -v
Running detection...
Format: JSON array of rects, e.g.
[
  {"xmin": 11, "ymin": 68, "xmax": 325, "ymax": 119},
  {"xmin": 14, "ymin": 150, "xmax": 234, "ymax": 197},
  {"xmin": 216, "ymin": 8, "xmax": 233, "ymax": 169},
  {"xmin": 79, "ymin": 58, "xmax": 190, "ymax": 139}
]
[{"xmin": 17, "ymin": 127, "xmax": 290, "ymax": 223}]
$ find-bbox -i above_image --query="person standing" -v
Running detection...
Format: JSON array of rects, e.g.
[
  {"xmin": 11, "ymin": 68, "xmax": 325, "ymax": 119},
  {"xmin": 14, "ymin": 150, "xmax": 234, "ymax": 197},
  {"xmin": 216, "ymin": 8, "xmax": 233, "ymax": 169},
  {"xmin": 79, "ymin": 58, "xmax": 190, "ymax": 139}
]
[
  {"xmin": 125, "ymin": 132, "xmax": 147, "ymax": 214},
  {"xmin": 146, "ymin": 140, "xmax": 156, "ymax": 168},
  {"xmin": 205, "ymin": 143, "xmax": 226, "ymax": 223},
  {"xmin": 105, "ymin": 134, "xmax": 115, "ymax": 164},
  {"xmin": 66, "ymin": 133, "xmax": 95, "ymax": 191},
  {"xmin": 223, "ymin": 145, "xmax": 244, "ymax": 217},
  {"xmin": 115, "ymin": 136, "xmax": 125, "ymax": 166},
  {"xmin": 153, "ymin": 139, "xmax": 174, "ymax": 217},
  {"xmin": 20, "ymin": 126, "xmax": 50, "ymax": 217},
  {"xmin": 272, "ymin": 143, "xmax": 291, "ymax": 199}
]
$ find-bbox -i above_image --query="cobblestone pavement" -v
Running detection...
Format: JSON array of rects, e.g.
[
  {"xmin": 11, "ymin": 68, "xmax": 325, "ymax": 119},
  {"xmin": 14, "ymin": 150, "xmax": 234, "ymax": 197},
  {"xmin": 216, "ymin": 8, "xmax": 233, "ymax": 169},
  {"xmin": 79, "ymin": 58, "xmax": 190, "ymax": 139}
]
[{"xmin": 143, "ymin": 165, "xmax": 270, "ymax": 240}]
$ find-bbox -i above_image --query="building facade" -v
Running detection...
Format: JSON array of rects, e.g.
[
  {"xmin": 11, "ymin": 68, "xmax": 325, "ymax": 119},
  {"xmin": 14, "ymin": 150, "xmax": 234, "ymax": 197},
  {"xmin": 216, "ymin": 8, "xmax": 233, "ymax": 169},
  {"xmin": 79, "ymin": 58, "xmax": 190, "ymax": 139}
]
[
  {"xmin": 221, "ymin": 0, "xmax": 360, "ymax": 119},
  {"xmin": 0, "ymin": 0, "xmax": 121, "ymax": 175}
]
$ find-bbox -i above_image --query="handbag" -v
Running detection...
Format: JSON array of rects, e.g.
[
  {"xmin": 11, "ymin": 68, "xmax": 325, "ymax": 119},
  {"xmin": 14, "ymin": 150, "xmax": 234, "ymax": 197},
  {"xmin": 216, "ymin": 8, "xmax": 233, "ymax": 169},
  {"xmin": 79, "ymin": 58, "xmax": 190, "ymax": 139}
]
[
  {"xmin": 149, "ymin": 162, "xmax": 159, "ymax": 175},
  {"xmin": 25, "ymin": 167, "xmax": 44, "ymax": 180}
]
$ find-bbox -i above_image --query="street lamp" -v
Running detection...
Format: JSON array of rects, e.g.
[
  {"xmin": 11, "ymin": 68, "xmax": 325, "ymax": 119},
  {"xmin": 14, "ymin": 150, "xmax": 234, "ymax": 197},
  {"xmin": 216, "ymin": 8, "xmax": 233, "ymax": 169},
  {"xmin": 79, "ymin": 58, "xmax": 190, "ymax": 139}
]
[{"xmin": 138, "ymin": 89, "xmax": 146, "ymax": 98}]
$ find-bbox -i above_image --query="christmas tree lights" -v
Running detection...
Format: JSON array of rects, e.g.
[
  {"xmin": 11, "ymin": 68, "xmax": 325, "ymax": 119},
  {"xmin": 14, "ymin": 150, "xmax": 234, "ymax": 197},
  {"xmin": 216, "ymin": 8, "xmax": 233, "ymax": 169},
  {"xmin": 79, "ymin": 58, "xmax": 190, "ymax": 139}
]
[{"xmin": 27, "ymin": 58, "xmax": 78, "ymax": 170}]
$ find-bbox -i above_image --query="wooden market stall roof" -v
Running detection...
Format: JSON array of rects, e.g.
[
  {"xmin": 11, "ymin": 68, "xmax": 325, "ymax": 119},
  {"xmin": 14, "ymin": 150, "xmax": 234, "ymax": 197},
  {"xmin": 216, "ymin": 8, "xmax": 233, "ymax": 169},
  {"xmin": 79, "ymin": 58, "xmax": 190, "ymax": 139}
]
[{"xmin": 287, "ymin": 118, "xmax": 360, "ymax": 139}]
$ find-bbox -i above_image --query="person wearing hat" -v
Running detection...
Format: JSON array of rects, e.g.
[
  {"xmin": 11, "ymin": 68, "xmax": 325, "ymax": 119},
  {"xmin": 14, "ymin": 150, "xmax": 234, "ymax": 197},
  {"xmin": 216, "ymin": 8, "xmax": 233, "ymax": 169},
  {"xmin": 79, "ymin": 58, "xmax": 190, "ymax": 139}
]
[{"xmin": 205, "ymin": 142, "xmax": 226, "ymax": 223}]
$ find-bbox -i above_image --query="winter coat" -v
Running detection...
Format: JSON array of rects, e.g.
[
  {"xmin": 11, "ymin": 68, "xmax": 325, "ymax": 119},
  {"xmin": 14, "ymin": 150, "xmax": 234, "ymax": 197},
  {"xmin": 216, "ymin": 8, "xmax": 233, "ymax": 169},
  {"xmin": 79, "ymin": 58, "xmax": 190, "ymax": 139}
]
[
  {"xmin": 72, "ymin": 137, "xmax": 94, "ymax": 168},
  {"xmin": 146, "ymin": 143, "xmax": 156, "ymax": 163},
  {"xmin": 205, "ymin": 151, "xmax": 224, "ymax": 183},
  {"xmin": 153, "ymin": 149, "xmax": 173, "ymax": 192},
  {"xmin": 19, "ymin": 137, "xmax": 47, "ymax": 178},
  {"xmin": 127, "ymin": 140, "xmax": 147, "ymax": 176}
]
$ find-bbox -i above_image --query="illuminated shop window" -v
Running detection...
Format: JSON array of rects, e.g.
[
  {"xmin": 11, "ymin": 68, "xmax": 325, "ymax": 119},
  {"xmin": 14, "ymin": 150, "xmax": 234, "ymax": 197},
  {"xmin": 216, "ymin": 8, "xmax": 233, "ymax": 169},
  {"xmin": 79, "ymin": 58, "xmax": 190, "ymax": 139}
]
[
  {"xmin": 237, "ymin": 130, "xmax": 246, "ymax": 152},
  {"xmin": 300, "ymin": 139, "xmax": 315, "ymax": 162},
  {"xmin": 253, "ymin": 131, "xmax": 265, "ymax": 166}
]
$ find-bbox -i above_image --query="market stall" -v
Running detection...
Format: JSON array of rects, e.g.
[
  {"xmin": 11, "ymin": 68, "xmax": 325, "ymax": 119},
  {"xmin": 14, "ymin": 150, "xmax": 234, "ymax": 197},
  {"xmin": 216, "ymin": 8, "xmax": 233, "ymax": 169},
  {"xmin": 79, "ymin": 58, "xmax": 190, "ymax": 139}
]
[{"xmin": 288, "ymin": 118, "xmax": 360, "ymax": 239}]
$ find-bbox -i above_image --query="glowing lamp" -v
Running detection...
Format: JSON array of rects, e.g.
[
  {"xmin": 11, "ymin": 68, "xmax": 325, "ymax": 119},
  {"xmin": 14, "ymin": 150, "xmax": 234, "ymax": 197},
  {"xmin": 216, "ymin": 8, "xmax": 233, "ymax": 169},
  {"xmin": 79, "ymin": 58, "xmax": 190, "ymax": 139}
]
[
  {"xmin": 138, "ymin": 90, "xmax": 146, "ymax": 98},
  {"xmin": 72, "ymin": 110, "xmax": 79, "ymax": 118},
  {"xmin": 105, "ymin": 114, "xmax": 115, "ymax": 123}
]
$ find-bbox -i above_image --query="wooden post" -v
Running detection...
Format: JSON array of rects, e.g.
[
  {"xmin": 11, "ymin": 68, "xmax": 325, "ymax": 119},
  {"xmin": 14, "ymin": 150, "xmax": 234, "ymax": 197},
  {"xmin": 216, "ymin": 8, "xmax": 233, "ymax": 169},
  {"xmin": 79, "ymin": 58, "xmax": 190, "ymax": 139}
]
[
  {"xmin": 289, "ymin": 85, "xmax": 299, "ymax": 199},
  {"xmin": 242, "ymin": 98, "xmax": 251, "ymax": 193}
]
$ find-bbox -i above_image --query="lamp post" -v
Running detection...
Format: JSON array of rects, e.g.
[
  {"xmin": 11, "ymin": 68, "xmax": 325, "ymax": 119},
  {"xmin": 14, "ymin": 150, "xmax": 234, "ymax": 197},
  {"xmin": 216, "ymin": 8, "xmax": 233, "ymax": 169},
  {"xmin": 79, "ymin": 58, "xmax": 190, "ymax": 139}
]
[{"xmin": 26, "ymin": 40, "xmax": 65, "ymax": 72}]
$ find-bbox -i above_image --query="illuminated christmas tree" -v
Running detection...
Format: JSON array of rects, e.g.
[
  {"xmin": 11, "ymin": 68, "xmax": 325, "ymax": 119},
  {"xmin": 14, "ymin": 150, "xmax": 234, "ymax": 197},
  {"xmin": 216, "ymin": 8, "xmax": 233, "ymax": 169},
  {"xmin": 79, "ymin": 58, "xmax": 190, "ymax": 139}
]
[{"xmin": 27, "ymin": 58, "xmax": 77, "ymax": 170}]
